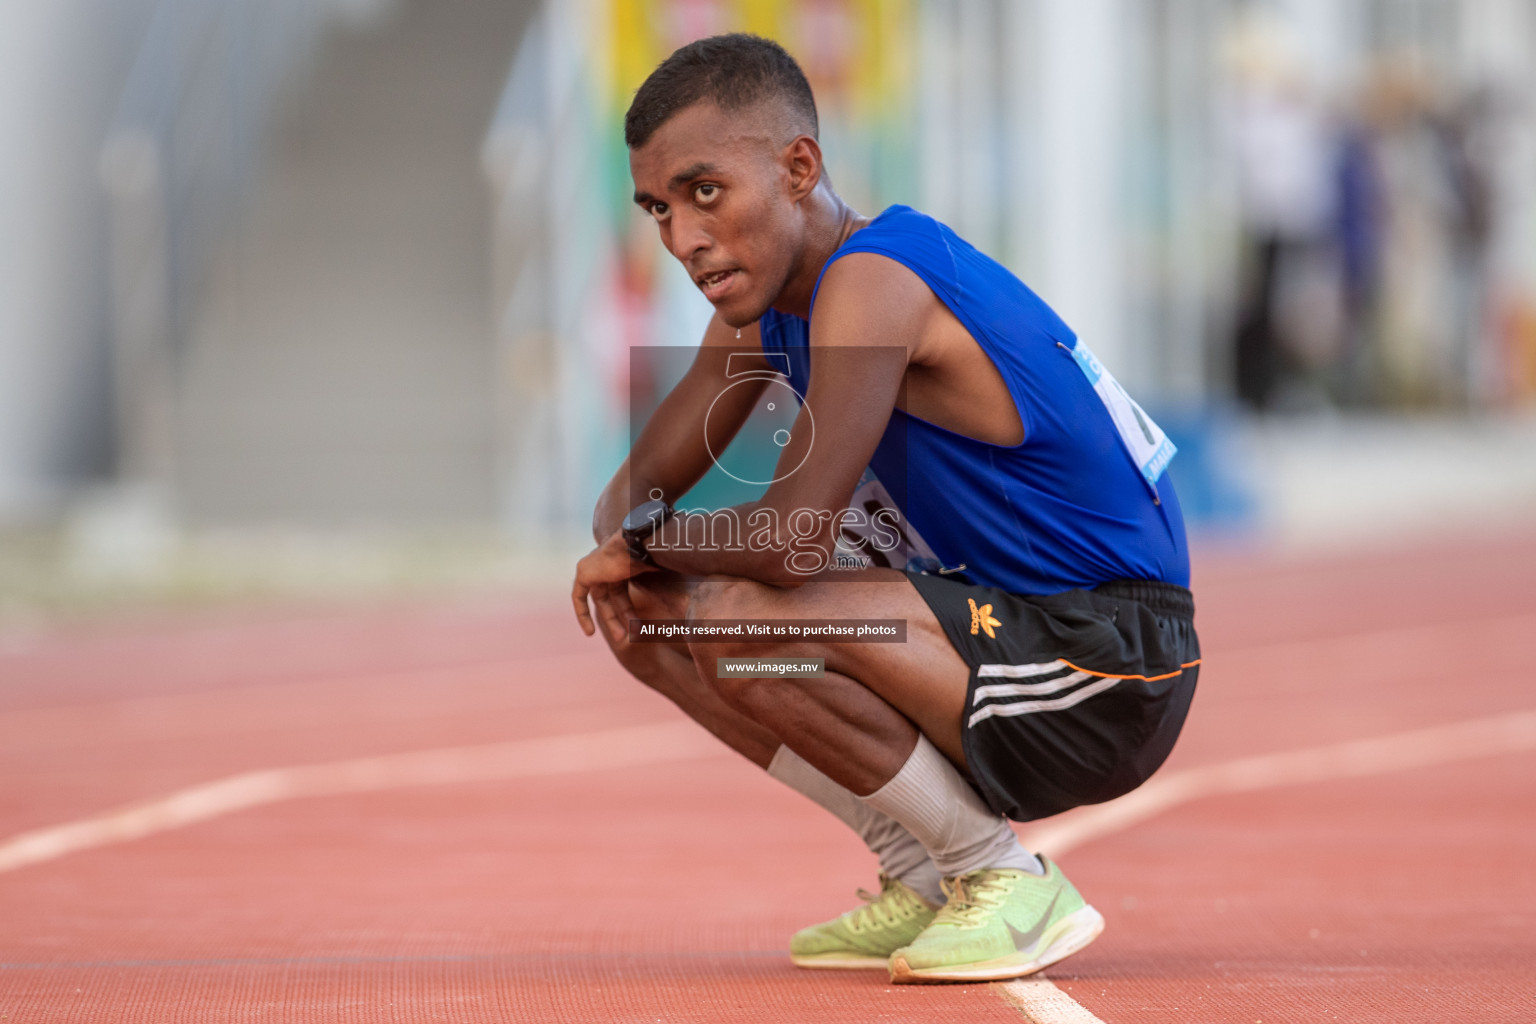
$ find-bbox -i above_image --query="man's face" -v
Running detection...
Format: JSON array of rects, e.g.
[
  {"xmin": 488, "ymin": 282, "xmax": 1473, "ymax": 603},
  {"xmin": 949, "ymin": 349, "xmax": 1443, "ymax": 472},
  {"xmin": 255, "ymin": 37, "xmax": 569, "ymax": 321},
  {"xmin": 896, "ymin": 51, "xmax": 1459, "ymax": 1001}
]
[{"xmin": 629, "ymin": 101, "xmax": 806, "ymax": 327}]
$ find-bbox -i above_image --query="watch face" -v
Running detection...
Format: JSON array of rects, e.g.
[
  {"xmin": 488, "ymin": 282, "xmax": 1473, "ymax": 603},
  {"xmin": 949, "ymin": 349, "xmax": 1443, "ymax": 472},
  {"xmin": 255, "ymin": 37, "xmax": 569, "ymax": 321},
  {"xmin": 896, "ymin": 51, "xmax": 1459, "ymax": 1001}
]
[
  {"xmin": 623, "ymin": 498, "xmax": 670, "ymax": 535},
  {"xmin": 703, "ymin": 376, "xmax": 814, "ymax": 486}
]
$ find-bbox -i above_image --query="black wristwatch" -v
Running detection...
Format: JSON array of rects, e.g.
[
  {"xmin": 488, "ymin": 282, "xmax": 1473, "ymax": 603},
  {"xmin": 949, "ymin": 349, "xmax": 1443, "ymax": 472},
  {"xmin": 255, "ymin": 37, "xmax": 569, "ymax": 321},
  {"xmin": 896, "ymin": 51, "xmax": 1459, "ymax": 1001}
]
[{"xmin": 621, "ymin": 498, "xmax": 674, "ymax": 566}]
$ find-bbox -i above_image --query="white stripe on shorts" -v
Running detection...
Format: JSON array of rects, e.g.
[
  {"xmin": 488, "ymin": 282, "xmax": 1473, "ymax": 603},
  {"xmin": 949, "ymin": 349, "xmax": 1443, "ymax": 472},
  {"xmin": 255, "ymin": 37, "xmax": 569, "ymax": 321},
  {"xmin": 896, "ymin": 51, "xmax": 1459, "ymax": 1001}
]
[
  {"xmin": 973, "ymin": 671, "xmax": 1092, "ymax": 705},
  {"xmin": 976, "ymin": 659, "xmax": 1068, "ymax": 679},
  {"xmin": 968, "ymin": 676, "xmax": 1122, "ymax": 728}
]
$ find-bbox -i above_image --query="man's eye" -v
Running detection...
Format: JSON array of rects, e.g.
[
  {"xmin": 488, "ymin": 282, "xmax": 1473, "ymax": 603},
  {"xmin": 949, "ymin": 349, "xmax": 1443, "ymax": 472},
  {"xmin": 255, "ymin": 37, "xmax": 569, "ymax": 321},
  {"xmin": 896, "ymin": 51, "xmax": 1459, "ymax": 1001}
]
[
  {"xmin": 694, "ymin": 184, "xmax": 719, "ymax": 204},
  {"xmin": 649, "ymin": 202, "xmax": 669, "ymax": 219}
]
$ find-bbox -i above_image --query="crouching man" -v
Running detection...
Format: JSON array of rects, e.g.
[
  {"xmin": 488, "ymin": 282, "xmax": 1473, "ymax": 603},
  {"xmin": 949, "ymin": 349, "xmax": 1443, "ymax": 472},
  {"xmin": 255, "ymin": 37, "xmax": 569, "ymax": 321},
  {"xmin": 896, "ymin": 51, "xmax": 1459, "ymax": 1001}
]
[{"xmin": 572, "ymin": 34, "xmax": 1198, "ymax": 983}]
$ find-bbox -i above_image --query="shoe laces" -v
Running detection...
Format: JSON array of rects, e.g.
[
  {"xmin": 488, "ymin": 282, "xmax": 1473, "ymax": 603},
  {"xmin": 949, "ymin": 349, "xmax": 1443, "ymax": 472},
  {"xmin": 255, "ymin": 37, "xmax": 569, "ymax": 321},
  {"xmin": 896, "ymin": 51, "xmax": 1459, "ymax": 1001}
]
[
  {"xmin": 846, "ymin": 874, "xmax": 925, "ymax": 932},
  {"xmin": 932, "ymin": 870, "xmax": 1014, "ymax": 928}
]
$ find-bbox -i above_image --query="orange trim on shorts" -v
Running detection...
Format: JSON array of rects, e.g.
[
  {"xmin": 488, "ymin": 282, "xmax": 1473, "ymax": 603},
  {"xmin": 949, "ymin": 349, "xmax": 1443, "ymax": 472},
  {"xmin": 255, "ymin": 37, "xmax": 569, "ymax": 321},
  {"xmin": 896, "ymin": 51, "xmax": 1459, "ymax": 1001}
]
[{"xmin": 1057, "ymin": 657, "xmax": 1202, "ymax": 683}]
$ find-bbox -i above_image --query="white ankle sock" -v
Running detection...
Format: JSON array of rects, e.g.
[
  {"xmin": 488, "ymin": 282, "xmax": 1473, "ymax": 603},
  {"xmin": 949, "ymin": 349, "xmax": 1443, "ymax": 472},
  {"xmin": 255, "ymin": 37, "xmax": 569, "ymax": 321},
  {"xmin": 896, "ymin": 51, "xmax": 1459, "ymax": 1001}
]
[
  {"xmin": 767, "ymin": 745, "xmax": 945, "ymax": 905},
  {"xmin": 857, "ymin": 735, "xmax": 1043, "ymax": 879}
]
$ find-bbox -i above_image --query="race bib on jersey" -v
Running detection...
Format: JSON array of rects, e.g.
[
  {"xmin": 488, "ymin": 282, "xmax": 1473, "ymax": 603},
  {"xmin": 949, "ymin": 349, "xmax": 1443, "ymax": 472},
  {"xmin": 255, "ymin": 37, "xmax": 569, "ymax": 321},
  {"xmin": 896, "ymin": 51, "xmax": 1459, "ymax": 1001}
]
[
  {"xmin": 1068, "ymin": 340, "xmax": 1176, "ymax": 487},
  {"xmin": 837, "ymin": 468, "xmax": 946, "ymax": 573}
]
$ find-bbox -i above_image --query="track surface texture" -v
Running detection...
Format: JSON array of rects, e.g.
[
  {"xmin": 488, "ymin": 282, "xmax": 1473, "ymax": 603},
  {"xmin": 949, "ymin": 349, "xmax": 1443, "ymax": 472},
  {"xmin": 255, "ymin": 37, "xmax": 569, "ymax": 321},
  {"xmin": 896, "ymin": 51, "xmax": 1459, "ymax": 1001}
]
[{"xmin": 1, "ymin": 529, "xmax": 1533, "ymax": 1022}]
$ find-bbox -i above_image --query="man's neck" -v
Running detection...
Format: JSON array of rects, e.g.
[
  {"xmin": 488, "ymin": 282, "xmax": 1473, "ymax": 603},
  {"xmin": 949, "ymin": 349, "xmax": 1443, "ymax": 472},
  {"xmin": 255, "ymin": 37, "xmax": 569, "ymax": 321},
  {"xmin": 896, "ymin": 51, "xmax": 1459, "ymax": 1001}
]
[{"xmin": 771, "ymin": 187, "xmax": 868, "ymax": 320}]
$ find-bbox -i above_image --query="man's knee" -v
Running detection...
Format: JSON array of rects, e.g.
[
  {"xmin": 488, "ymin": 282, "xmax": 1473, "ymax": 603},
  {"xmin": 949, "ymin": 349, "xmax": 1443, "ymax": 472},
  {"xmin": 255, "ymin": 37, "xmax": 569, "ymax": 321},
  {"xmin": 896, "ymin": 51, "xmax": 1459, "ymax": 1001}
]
[
  {"xmin": 686, "ymin": 577, "xmax": 768, "ymax": 624},
  {"xmin": 628, "ymin": 575, "xmax": 688, "ymax": 619}
]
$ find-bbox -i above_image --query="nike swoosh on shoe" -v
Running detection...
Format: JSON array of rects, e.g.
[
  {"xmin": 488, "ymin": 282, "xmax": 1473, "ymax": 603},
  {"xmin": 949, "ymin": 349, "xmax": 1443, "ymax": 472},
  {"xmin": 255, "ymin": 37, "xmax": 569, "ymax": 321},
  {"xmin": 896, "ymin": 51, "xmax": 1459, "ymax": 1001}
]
[{"xmin": 1004, "ymin": 890, "xmax": 1060, "ymax": 953}]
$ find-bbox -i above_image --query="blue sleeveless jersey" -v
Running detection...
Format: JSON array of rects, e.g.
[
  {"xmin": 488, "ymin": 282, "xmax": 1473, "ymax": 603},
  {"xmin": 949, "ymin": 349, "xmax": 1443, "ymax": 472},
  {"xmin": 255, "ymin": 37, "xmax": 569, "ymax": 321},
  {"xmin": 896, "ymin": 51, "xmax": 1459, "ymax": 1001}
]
[{"xmin": 757, "ymin": 204, "xmax": 1189, "ymax": 596}]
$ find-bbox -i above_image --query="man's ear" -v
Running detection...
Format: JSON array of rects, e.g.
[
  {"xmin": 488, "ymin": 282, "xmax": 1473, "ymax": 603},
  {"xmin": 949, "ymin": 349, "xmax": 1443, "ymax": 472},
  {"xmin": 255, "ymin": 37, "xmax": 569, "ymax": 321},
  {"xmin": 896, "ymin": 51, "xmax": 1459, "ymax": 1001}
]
[{"xmin": 783, "ymin": 135, "xmax": 823, "ymax": 201}]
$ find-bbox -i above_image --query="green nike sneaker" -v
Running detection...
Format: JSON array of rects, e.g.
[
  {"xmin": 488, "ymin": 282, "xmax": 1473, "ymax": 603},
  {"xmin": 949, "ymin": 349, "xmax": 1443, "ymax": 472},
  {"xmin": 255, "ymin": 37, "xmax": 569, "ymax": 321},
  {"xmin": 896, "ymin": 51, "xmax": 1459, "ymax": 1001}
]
[
  {"xmin": 888, "ymin": 857, "xmax": 1104, "ymax": 983},
  {"xmin": 789, "ymin": 875, "xmax": 940, "ymax": 970}
]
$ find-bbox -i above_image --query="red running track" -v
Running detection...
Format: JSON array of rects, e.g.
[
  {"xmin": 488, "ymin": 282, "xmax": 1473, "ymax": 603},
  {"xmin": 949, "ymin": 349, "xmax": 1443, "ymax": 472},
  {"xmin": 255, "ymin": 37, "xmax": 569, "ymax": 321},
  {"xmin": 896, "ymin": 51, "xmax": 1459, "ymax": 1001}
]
[{"xmin": 1, "ymin": 529, "xmax": 1534, "ymax": 1022}]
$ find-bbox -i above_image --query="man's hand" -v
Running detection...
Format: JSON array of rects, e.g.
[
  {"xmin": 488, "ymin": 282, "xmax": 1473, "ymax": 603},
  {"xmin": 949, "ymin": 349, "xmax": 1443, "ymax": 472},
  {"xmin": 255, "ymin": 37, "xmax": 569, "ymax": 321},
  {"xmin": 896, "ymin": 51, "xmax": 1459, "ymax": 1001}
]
[
  {"xmin": 588, "ymin": 576, "xmax": 693, "ymax": 690},
  {"xmin": 572, "ymin": 532, "xmax": 653, "ymax": 637}
]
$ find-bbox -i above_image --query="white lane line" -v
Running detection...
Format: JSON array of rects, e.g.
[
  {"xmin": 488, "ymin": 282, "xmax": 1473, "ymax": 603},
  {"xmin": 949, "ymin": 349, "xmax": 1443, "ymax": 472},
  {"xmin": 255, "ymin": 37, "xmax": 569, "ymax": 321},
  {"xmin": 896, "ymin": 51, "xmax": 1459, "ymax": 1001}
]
[
  {"xmin": 998, "ymin": 706, "xmax": 1536, "ymax": 1023},
  {"xmin": 998, "ymin": 978, "xmax": 1111, "ymax": 1023},
  {"xmin": 0, "ymin": 720, "xmax": 721, "ymax": 874}
]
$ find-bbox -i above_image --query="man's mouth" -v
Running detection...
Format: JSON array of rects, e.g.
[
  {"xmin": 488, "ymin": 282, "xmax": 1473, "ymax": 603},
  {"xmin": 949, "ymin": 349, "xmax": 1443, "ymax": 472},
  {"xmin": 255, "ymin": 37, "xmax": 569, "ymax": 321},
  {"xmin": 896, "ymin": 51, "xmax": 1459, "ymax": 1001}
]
[{"xmin": 695, "ymin": 268, "xmax": 738, "ymax": 302}]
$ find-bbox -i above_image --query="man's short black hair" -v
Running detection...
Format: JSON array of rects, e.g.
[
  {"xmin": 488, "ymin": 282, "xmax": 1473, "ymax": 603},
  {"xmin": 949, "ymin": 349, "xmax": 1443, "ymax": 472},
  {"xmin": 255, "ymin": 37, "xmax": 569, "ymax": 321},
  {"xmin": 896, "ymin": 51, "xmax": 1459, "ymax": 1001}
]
[{"xmin": 624, "ymin": 33, "xmax": 818, "ymax": 149}]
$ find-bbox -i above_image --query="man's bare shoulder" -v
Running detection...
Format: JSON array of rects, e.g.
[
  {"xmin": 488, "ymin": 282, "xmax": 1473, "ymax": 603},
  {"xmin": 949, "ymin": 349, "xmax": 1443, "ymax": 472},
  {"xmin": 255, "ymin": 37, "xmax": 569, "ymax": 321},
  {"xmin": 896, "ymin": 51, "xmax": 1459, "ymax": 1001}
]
[{"xmin": 810, "ymin": 251, "xmax": 938, "ymax": 349}]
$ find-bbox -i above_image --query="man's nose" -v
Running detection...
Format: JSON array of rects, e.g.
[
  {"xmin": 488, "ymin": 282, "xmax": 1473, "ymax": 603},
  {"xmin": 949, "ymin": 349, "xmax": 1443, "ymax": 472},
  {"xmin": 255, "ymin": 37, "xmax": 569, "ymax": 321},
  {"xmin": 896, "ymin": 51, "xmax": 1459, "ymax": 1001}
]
[{"xmin": 668, "ymin": 208, "xmax": 712, "ymax": 262}]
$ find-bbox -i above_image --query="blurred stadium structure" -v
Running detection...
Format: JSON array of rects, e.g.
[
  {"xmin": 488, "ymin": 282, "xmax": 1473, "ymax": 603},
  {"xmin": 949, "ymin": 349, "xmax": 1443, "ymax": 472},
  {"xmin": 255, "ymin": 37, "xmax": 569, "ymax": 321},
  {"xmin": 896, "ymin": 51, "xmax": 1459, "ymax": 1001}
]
[{"xmin": 2, "ymin": 0, "xmax": 1536, "ymax": 609}]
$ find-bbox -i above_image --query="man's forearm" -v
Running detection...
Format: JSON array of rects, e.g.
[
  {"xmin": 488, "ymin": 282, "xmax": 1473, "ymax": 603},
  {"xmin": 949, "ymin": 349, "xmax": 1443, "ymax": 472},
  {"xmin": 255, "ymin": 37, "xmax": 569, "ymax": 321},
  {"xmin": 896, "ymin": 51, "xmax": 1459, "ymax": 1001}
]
[
  {"xmin": 645, "ymin": 499, "xmax": 843, "ymax": 585},
  {"xmin": 592, "ymin": 482, "xmax": 629, "ymax": 544},
  {"xmin": 592, "ymin": 461, "xmax": 663, "ymax": 543},
  {"xmin": 648, "ymin": 543, "xmax": 809, "ymax": 585}
]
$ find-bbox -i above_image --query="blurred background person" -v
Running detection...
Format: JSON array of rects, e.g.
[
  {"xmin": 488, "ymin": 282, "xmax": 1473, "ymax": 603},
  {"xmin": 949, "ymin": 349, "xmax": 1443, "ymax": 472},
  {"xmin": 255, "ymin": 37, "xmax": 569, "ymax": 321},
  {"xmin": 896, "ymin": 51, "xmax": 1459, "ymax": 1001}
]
[
  {"xmin": 1222, "ymin": 9, "xmax": 1339, "ymax": 411},
  {"xmin": 1370, "ymin": 59, "xmax": 1473, "ymax": 407}
]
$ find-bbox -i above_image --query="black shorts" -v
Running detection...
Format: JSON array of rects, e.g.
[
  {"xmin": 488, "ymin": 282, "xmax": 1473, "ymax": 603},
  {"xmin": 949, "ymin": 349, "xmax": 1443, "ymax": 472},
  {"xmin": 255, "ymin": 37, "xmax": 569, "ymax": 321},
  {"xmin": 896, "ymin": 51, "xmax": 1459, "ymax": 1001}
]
[{"xmin": 905, "ymin": 571, "xmax": 1200, "ymax": 822}]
